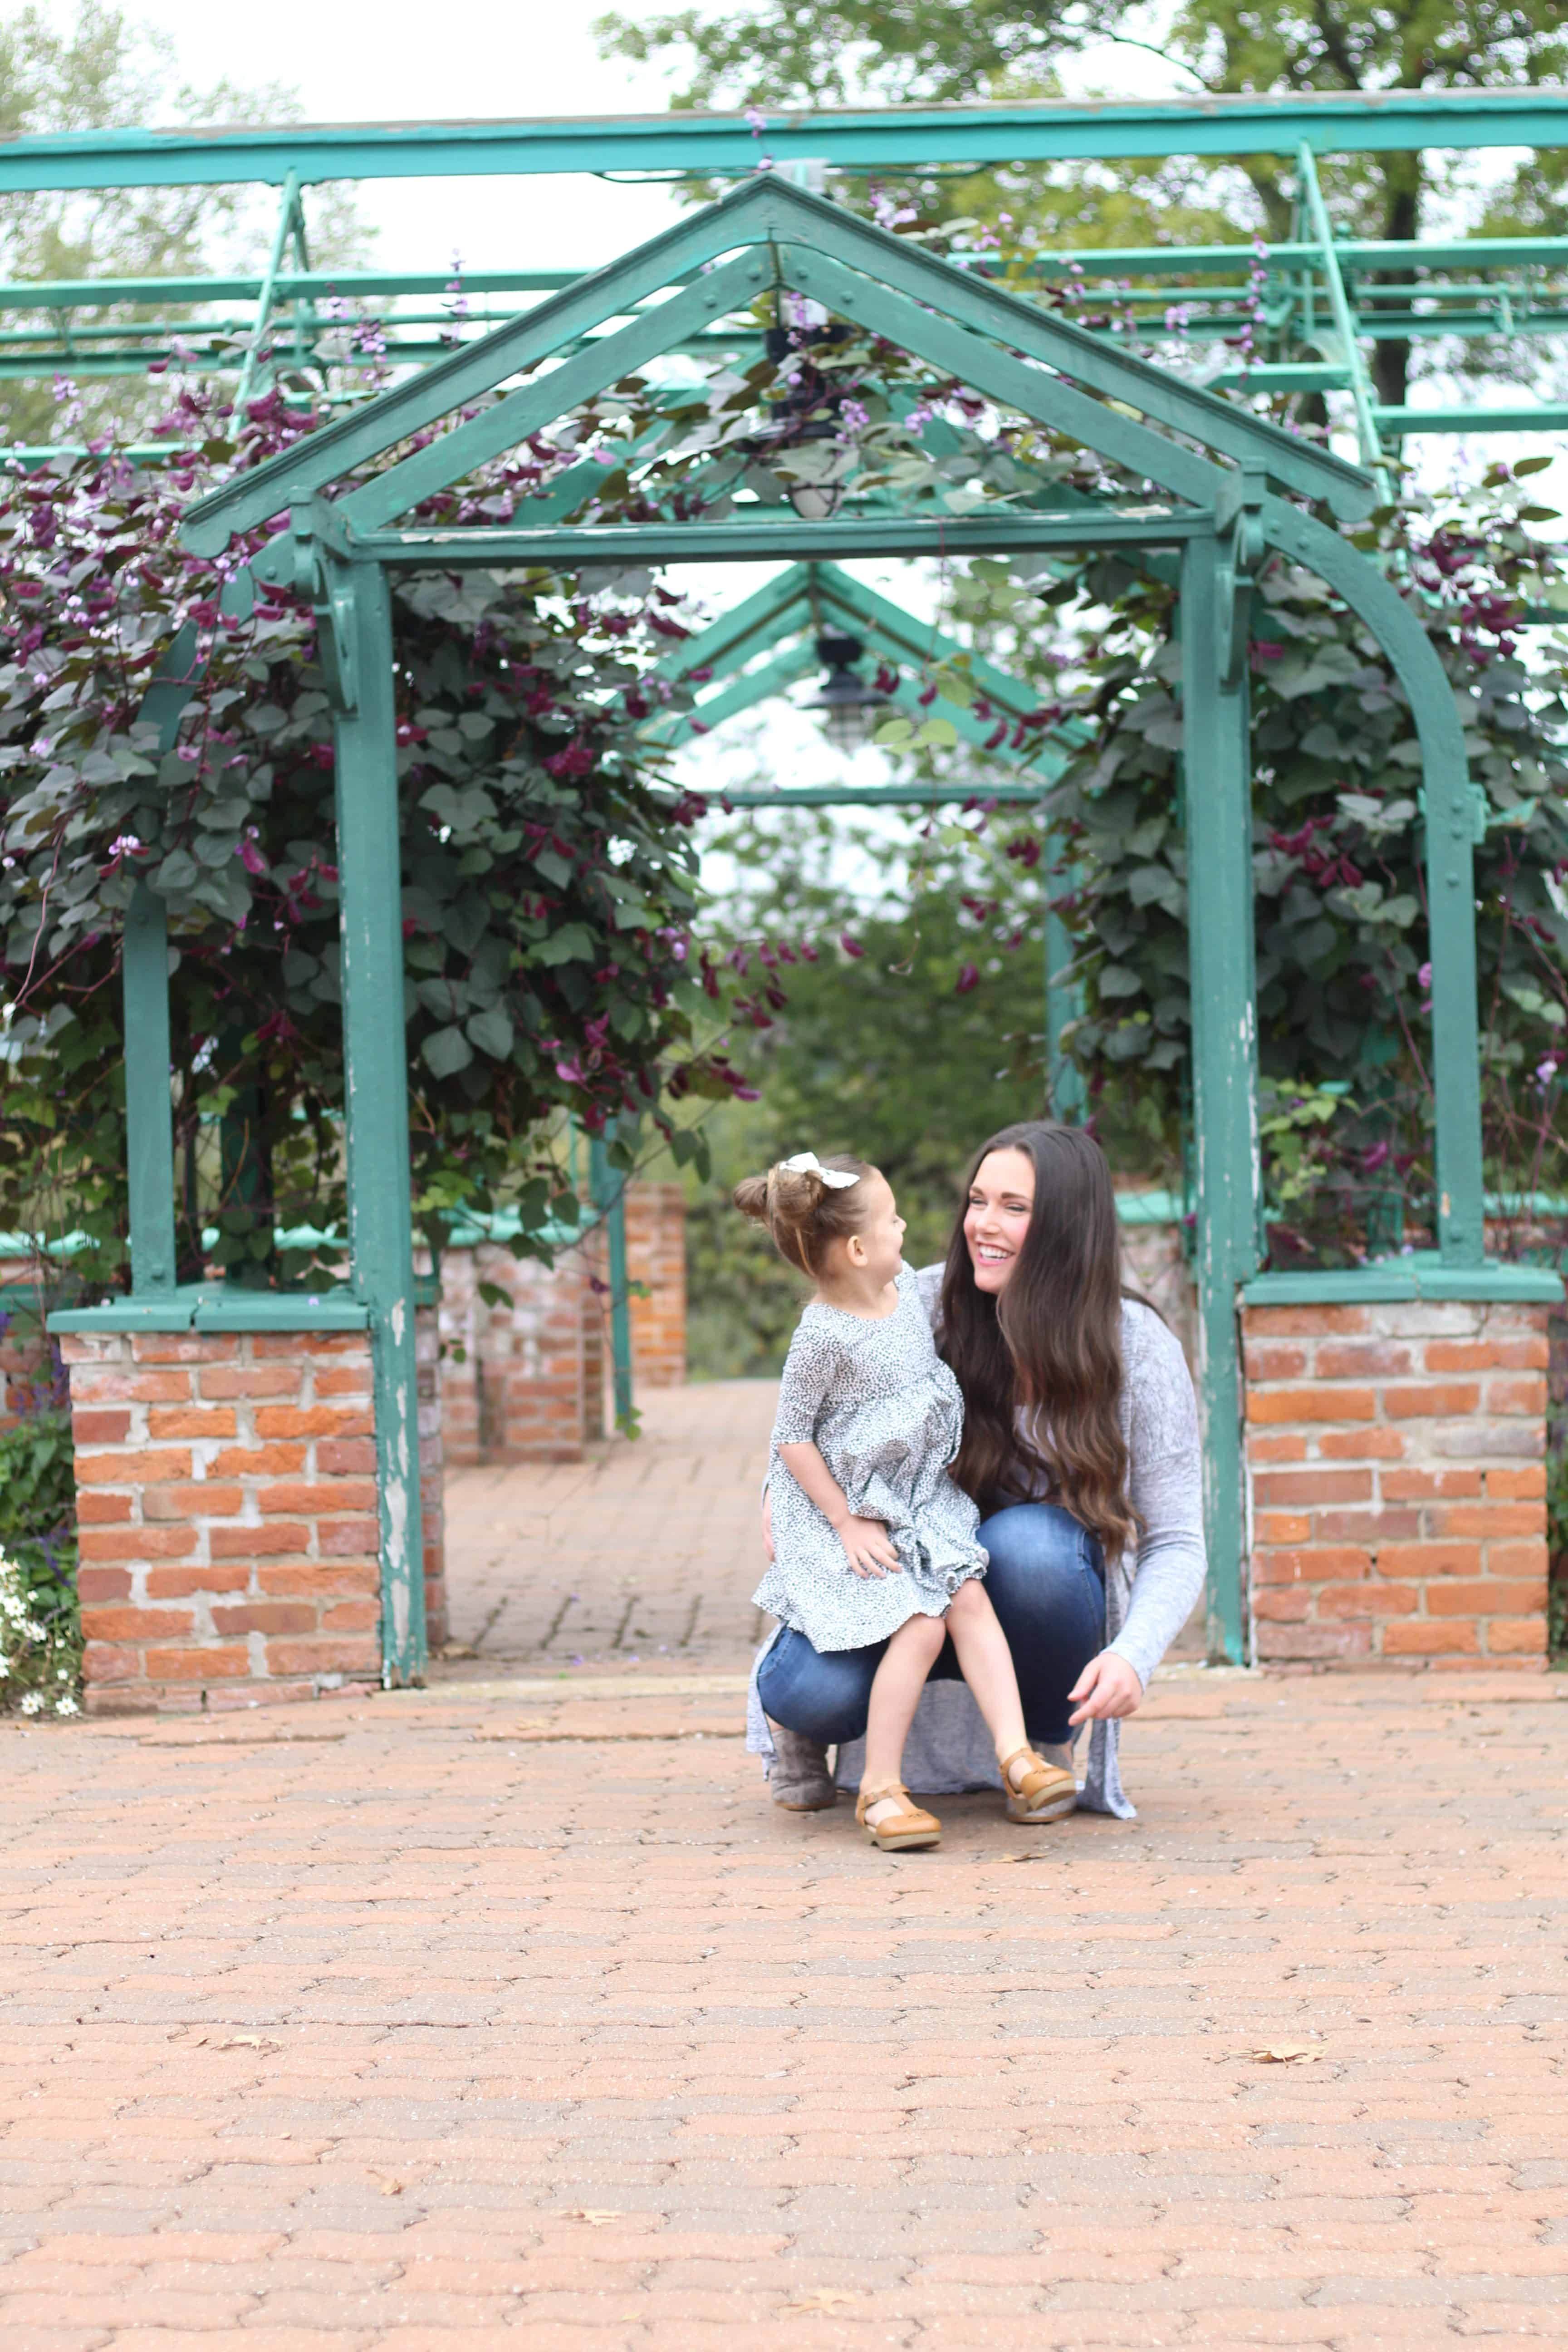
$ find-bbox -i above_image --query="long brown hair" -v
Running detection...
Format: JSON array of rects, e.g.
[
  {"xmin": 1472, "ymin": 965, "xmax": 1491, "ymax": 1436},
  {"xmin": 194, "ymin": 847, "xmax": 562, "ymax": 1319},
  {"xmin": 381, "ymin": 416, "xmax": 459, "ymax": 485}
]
[{"xmin": 941, "ymin": 1121, "xmax": 1137, "ymax": 1555}]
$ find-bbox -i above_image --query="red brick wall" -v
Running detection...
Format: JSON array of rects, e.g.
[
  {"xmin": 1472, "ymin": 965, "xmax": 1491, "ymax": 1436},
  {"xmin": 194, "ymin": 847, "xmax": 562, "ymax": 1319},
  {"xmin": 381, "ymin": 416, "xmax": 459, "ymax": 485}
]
[
  {"xmin": 438, "ymin": 1181, "xmax": 687, "ymax": 1464},
  {"xmin": 416, "ymin": 1306, "xmax": 447, "ymax": 1653},
  {"xmin": 0, "ymin": 1261, "xmax": 56, "ymax": 1426},
  {"xmin": 62, "ymin": 1315, "xmax": 447, "ymax": 1715},
  {"xmin": 1244, "ymin": 1298, "xmax": 1551, "ymax": 1670},
  {"xmin": 623, "ymin": 1183, "xmax": 687, "ymax": 1389},
  {"xmin": 438, "ymin": 1241, "xmax": 601, "ymax": 1465}
]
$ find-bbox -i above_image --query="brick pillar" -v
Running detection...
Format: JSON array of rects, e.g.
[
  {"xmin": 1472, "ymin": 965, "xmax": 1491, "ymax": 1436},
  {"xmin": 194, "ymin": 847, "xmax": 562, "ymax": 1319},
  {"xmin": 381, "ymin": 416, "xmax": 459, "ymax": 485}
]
[
  {"xmin": 1243, "ymin": 1299, "xmax": 1551, "ymax": 1670},
  {"xmin": 436, "ymin": 1240, "xmax": 600, "ymax": 1465},
  {"xmin": 63, "ymin": 1328, "xmax": 387, "ymax": 1715},
  {"xmin": 0, "ymin": 1261, "xmax": 57, "ymax": 1425},
  {"xmin": 623, "ymin": 1182, "xmax": 687, "ymax": 1389},
  {"xmin": 1118, "ymin": 1220, "xmax": 1197, "ymax": 1375},
  {"xmin": 416, "ymin": 1303, "xmax": 447, "ymax": 1653}
]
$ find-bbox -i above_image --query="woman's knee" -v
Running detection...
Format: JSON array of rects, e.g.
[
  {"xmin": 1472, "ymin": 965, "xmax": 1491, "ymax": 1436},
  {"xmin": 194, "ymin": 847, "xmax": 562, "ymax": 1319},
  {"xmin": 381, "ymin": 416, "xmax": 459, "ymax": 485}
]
[
  {"xmin": 757, "ymin": 1632, "xmax": 878, "ymax": 1743},
  {"xmin": 978, "ymin": 1505, "xmax": 1104, "ymax": 1644}
]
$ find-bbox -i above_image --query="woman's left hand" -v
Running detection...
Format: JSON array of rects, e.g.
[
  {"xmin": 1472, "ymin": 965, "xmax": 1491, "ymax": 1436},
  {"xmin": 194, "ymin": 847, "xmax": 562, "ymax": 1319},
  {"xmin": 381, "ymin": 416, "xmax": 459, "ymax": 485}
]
[{"xmin": 1067, "ymin": 1650, "xmax": 1144, "ymax": 1726}]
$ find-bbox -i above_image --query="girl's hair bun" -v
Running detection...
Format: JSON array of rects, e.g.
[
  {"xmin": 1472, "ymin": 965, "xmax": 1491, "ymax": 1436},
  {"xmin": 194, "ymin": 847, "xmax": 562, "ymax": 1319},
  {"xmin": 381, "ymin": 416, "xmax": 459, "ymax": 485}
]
[{"xmin": 732, "ymin": 1152, "xmax": 873, "ymax": 1277}]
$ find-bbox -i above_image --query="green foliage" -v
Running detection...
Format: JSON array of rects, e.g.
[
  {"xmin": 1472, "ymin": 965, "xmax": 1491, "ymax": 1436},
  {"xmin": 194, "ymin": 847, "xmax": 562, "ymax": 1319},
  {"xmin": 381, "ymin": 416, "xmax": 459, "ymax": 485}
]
[
  {"xmin": 0, "ymin": 1400, "xmax": 79, "ymax": 1717},
  {"xmin": 1040, "ymin": 471, "xmax": 1568, "ymax": 1262},
  {"xmin": 0, "ymin": 391, "xmax": 748, "ymax": 1286},
  {"xmin": 681, "ymin": 809, "xmax": 1070, "ymax": 1376},
  {"xmin": 1549, "ymin": 1441, "xmax": 1568, "ymax": 1664}
]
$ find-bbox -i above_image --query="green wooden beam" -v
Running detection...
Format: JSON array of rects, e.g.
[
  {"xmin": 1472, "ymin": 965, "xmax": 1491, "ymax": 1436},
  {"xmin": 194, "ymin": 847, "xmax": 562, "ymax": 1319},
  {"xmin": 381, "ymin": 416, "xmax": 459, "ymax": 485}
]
[
  {"xmin": 645, "ymin": 567, "xmax": 818, "ymax": 696},
  {"xmin": 333, "ymin": 250, "xmax": 769, "ymax": 537},
  {"xmin": 710, "ymin": 782, "xmax": 1049, "ymax": 806},
  {"xmin": 0, "ymin": 266, "xmax": 582, "ymax": 309},
  {"xmin": 773, "ymin": 219, "xmax": 1373, "ymax": 521},
  {"xmin": 1045, "ymin": 895, "xmax": 1087, "ymax": 1125},
  {"xmin": 315, "ymin": 511, "xmax": 1200, "ymax": 575},
  {"xmin": 327, "ymin": 562, "xmax": 427, "ymax": 1687},
  {"xmin": 180, "ymin": 194, "xmax": 788, "ymax": 551},
  {"xmin": 1263, "ymin": 496, "xmax": 1485, "ymax": 1267},
  {"xmin": 122, "ymin": 884, "xmax": 177, "ymax": 1297},
  {"xmin": 1294, "ymin": 145, "xmax": 1391, "ymax": 494},
  {"xmin": 1181, "ymin": 529, "xmax": 1259, "ymax": 1667},
  {"xmin": 4, "ymin": 92, "xmax": 1567, "ymax": 196},
  {"xmin": 651, "ymin": 642, "xmax": 819, "ymax": 747},
  {"xmin": 1374, "ymin": 404, "xmax": 1568, "ymax": 432},
  {"xmin": 589, "ymin": 1134, "xmax": 635, "ymax": 1434},
  {"xmin": 186, "ymin": 174, "xmax": 1369, "ymax": 556},
  {"xmin": 233, "ymin": 169, "xmax": 300, "ymax": 414}
]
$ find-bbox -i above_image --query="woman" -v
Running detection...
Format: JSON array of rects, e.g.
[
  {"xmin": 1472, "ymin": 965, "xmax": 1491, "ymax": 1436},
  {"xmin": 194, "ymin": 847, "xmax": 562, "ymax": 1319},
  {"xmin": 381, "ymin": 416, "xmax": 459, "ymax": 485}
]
[{"xmin": 746, "ymin": 1120, "xmax": 1206, "ymax": 1821}]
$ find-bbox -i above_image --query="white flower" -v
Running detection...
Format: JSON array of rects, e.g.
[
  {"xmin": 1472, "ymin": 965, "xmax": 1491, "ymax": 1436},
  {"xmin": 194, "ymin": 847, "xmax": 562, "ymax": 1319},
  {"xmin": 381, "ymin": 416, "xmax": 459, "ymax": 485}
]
[
  {"xmin": 18, "ymin": 1693, "xmax": 43, "ymax": 1716},
  {"xmin": 54, "ymin": 1696, "xmax": 79, "ymax": 1717}
]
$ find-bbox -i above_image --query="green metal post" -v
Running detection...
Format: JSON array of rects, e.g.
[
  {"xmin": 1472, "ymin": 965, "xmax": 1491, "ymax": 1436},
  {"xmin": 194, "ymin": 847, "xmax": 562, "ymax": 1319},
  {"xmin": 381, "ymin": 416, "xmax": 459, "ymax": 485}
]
[
  {"xmin": 589, "ymin": 1132, "xmax": 635, "ymax": 1431},
  {"xmin": 216, "ymin": 1039, "xmax": 274, "ymax": 1289},
  {"xmin": 122, "ymin": 882, "xmax": 177, "ymax": 1296},
  {"xmin": 1045, "ymin": 876, "xmax": 1087, "ymax": 1124},
  {"xmin": 1181, "ymin": 532, "xmax": 1261, "ymax": 1666},
  {"xmin": 327, "ymin": 559, "xmax": 426, "ymax": 1686},
  {"xmin": 1295, "ymin": 145, "xmax": 1392, "ymax": 496},
  {"xmin": 233, "ymin": 169, "xmax": 300, "ymax": 415}
]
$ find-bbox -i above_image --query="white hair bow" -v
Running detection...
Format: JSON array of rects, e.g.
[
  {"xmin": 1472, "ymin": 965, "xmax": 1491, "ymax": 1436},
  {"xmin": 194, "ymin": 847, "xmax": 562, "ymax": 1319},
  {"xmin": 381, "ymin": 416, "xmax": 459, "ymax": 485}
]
[{"xmin": 779, "ymin": 1151, "xmax": 860, "ymax": 1190}]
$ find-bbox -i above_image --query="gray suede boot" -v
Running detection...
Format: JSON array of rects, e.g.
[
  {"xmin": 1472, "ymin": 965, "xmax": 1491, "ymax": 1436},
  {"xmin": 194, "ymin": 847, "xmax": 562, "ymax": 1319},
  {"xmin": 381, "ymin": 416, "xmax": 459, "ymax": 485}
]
[{"xmin": 767, "ymin": 1720, "xmax": 837, "ymax": 1811}]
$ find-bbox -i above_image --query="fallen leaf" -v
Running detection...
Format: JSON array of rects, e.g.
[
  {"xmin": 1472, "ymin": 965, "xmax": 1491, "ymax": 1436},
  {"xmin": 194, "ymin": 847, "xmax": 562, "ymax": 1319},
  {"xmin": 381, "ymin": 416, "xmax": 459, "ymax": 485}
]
[
  {"xmin": 438, "ymin": 1641, "xmax": 478, "ymax": 1661},
  {"xmin": 379, "ymin": 2178, "xmax": 405, "ymax": 2196},
  {"xmin": 782, "ymin": 2290, "xmax": 861, "ymax": 2315},
  {"xmin": 995, "ymin": 1852, "xmax": 1049, "ymax": 1866},
  {"xmin": 564, "ymin": 2208, "xmax": 624, "ymax": 2225},
  {"xmin": 1252, "ymin": 2044, "xmax": 1324, "ymax": 2064},
  {"xmin": 217, "ymin": 2034, "xmax": 279, "ymax": 2053}
]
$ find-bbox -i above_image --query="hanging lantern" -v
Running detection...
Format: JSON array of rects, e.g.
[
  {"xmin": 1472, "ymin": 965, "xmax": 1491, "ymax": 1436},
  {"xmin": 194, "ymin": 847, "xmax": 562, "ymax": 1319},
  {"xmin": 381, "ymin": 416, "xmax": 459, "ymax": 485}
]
[{"xmin": 800, "ymin": 631, "xmax": 892, "ymax": 752}]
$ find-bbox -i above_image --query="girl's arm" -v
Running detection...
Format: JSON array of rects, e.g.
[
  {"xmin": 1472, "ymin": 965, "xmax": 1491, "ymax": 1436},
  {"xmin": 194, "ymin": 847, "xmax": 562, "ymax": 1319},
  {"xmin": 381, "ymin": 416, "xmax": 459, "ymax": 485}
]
[{"xmin": 775, "ymin": 1441, "xmax": 902, "ymax": 1580}]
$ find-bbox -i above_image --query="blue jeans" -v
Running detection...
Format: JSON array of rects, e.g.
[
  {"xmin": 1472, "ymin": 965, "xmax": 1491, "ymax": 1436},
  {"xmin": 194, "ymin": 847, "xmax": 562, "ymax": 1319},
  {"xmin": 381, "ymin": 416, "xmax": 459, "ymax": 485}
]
[{"xmin": 756, "ymin": 1501, "xmax": 1106, "ymax": 1751}]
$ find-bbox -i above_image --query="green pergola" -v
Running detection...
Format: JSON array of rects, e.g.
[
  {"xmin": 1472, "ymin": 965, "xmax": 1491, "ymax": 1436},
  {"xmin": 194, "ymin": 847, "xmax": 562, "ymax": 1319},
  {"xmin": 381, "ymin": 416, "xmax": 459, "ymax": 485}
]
[
  {"xmin": 86, "ymin": 163, "xmax": 1512, "ymax": 1681},
  {"xmin": 631, "ymin": 557, "xmax": 1091, "ymax": 1117},
  {"xmin": 6, "ymin": 91, "xmax": 1568, "ymax": 474}
]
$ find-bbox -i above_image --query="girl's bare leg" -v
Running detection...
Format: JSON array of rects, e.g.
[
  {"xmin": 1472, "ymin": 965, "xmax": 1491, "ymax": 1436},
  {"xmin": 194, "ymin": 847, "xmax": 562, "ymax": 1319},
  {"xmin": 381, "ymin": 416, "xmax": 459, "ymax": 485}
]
[
  {"xmin": 860, "ymin": 1613, "xmax": 947, "ymax": 1827},
  {"xmin": 943, "ymin": 1579, "xmax": 1033, "ymax": 1786}
]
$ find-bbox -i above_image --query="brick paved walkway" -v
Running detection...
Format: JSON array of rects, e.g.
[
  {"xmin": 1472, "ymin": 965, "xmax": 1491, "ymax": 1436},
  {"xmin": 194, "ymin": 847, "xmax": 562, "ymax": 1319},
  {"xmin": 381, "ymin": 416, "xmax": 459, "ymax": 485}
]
[
  {"xmin": 441, "ymin": 1381, "xmax": 777, "ymax": 1671},
  {"xmin": 3, "ymin": 1388, "xmax": 1567, "ymax": 2347}
]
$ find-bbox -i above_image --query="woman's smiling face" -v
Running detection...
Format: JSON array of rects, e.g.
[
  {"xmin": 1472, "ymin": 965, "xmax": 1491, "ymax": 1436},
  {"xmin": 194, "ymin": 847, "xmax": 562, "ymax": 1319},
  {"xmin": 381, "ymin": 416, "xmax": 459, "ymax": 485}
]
[{"xmin": 964, "ymin": 1146, "xmax": 1036, "ymax": 1295}]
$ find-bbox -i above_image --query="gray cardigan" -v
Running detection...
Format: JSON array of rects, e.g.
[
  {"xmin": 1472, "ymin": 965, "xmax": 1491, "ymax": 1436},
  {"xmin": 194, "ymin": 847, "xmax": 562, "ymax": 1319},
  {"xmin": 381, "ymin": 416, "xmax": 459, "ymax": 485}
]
[{"xmin": 747, "ymin": 1264, "xmax": 1208, "ymax": 1819}]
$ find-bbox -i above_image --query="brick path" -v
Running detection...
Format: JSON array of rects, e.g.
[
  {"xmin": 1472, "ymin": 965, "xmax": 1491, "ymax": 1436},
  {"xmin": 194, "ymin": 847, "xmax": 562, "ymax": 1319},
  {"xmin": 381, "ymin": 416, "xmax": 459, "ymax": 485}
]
[
  {"xmin": 3, "ymin": 1390, "xmax": 1567, "ymax": 2347},
  {"xmin": 440, "ymin": 1380, "xmax": 776, "ymax": 1670}
]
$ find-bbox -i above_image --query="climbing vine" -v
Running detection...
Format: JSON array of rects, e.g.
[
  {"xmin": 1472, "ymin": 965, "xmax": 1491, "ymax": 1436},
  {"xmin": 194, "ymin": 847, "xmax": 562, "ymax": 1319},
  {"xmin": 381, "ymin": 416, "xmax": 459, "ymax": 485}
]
[
  {"xmin": 0, "ymin": 379, "xmax": 760, "ymax": 1285},
  {"xmin": 1035, "ymin": 466, "xmax": 1568, "ymax": 1262}
]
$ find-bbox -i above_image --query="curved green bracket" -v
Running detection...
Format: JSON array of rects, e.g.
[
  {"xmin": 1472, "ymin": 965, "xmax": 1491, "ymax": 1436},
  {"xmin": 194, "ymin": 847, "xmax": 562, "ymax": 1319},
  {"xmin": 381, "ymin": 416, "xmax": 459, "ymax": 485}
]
[{"xmin": 1264, "ymin": 497, "xmax": 1483, "ymax": 1265}]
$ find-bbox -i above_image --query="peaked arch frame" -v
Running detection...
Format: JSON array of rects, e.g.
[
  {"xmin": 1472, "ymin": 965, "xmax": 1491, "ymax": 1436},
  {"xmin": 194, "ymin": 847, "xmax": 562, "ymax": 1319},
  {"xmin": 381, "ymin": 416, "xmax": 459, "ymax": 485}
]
[{"xmin": 119, "ymin": 168, "xmax": 1505, "ymax": 1681}]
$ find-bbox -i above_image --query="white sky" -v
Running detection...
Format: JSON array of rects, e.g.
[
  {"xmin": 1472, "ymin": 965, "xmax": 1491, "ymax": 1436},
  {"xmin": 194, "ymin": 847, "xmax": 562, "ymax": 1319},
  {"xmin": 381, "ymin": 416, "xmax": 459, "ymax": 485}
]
[{"xmin": 122, "ymin": 0, "xmax": 1200, "ymax": 273}]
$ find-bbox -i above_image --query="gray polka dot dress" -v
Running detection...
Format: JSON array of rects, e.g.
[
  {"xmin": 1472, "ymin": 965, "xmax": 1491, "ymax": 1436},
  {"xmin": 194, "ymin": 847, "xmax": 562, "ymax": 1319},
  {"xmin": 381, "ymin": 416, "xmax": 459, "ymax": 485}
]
[{"xmin": 752, "ymin": 1264, "xmax": 989, "ymax": 1654}]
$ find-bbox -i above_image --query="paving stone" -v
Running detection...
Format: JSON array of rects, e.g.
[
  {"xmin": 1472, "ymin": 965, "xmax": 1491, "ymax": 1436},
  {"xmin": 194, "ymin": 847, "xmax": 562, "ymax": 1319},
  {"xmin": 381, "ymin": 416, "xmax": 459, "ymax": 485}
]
[{"xmin": 1, "ymin": 1387, "xmax": 1565, "ymax": 2342}]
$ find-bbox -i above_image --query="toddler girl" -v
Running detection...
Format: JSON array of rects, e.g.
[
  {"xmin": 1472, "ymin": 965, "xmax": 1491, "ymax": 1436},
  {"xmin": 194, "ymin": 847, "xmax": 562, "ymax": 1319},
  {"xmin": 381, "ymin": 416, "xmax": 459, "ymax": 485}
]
[{"xmin": 736, "ymin": 1149, "xmax": 1065, "ymax": 1851}]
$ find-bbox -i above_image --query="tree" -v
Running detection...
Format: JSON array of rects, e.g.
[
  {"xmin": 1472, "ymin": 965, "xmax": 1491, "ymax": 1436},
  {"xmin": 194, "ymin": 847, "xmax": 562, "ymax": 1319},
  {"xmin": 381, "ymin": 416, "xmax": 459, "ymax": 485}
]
[
  {"xmin": 0, "ymin": 1, "xmax": 367, "ymax": 445},
  {"xmin": 596, "ymin": 0, "xmax": 1568, "ymax": 404},
  {"xmin": 678, "ymin": 808, "xmax": 1054, "ymax": 1375}
]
